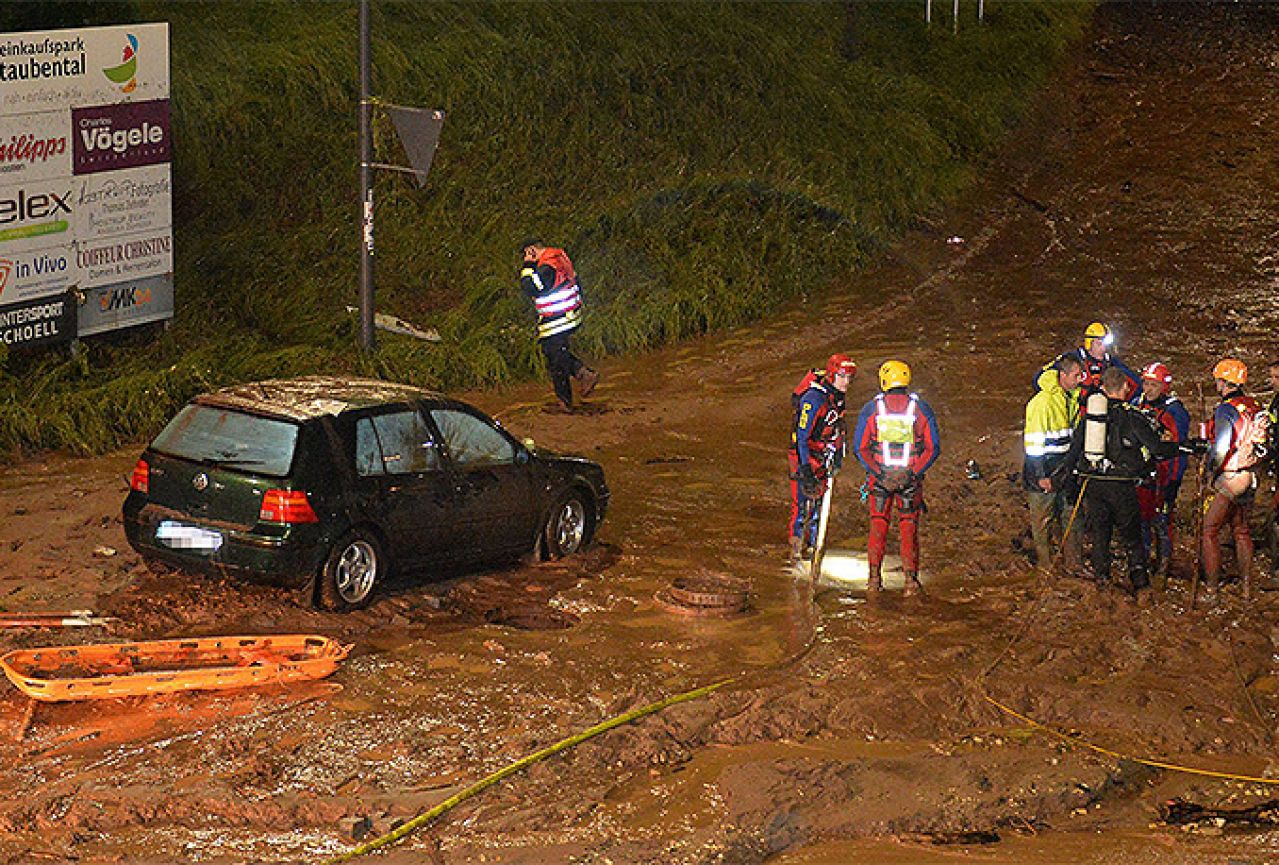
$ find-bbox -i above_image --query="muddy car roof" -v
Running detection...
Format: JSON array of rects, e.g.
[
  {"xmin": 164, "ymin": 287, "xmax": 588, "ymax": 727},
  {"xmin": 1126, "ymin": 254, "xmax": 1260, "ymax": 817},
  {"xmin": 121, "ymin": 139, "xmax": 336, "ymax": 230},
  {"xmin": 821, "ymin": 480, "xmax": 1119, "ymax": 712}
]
[{"xmin": 194, "ymin": 376, "xmax": 444, "ymax": 422}]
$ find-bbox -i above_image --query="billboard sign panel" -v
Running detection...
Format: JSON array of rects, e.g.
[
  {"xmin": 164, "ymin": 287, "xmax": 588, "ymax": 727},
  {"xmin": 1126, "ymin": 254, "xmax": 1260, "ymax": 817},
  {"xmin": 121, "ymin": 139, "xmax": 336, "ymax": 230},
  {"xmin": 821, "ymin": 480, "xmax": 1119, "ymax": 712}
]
[
  {"xmin": 0, "ymin": 21, "xmax": 171, "ymax": 345},
  {"xmin": 72, "ymin": 97, "xmax": 170, "ymax": 174},
  {"xmin": 0, "ymin": 245, "xmax": 75, "ymax": 303},
  {"xmin": 0, "ymin": 292, "xmax": 76, "ymax": 349},
  {"xmin": 77, "ymin": 272, "xmax": 172, "ymax": 336},
  {"xmin": 0, "ymin": 110, "xmax": 71, "ymax": 182}
]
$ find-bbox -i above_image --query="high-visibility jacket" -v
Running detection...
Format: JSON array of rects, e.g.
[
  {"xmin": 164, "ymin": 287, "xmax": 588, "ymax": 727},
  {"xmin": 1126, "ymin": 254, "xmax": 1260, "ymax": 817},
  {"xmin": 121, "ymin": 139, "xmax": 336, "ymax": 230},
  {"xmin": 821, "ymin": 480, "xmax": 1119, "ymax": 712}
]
[
  {"xmin": 520, "ymin": 247, "xmax": 583, "ymax": 340},
  {"xmin": 853, "ymin": 388, "xmax": 940, "ymax": 479},
  {"xmin": 791, "ymin": 381, "xmax": 845, "ymax": 474},
  {"xmin": 1023, "ymin": 367, "xmax": 1081, "ymax": 490}
]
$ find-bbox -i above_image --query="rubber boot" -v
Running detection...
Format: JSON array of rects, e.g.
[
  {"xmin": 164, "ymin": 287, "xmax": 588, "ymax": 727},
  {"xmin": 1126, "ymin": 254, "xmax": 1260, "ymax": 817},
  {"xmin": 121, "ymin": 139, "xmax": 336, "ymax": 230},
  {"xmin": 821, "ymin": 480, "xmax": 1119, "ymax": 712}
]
[
  {"xmin": 866, "ymin": 565, "xmax": 883, "ymax": 596},
  {"xmin": 903, "ymin": 571, "xmax": 924, "ymax": 598},
  {"xmin": 575, "ymin": 367, "xmax": 600, "ymax": 398}
]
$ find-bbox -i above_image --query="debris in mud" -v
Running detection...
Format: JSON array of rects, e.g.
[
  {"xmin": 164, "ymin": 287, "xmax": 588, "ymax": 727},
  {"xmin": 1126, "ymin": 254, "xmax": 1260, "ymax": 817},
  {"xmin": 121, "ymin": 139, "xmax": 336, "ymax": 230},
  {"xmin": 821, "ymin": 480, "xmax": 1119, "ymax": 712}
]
[
  {"xmin": 913, "ymin": 828, "xmax": 1001, "ymax": 845},
  {"xmin": 1160, "ymin": 797, "xmax": 1279, "ymax": 832},
  {"xmin": 654, "ymin": 571, "xmax": 751, "ymax": 617},
  {"xmin": 484, "ymin": 605, "xmax": 579, "ymax": 630}
]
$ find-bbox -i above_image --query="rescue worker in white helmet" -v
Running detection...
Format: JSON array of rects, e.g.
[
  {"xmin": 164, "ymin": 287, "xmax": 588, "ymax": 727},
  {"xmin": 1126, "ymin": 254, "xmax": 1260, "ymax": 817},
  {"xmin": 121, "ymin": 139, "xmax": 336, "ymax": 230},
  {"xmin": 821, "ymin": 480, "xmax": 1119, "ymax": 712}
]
[
  {"xmin": 519, "ymin": 239, "xmax": 600, "ymax": 412},
  {"xmin": 788, "ymin": 354, "xmax": 857, "ymax": 561},
  {"xmin": 852, "ymin": 361, "xmax": 940, "ymax": 597},
  {"xmin": 1034, "ymin": 322, "xmax": 1139, "ymax": 402},
  {"xmin": 1062, "ymin": 367, "xmax": 1180, "ymax": 602},
  {"xmin": 1134, "ymin": 362, "xmax": 1190, "ymax": 580}
]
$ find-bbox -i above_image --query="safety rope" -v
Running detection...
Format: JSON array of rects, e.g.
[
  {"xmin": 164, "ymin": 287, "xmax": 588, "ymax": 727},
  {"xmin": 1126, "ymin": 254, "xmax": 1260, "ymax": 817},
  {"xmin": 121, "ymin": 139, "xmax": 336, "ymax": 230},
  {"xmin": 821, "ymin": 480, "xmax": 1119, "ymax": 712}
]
[
  {"xmin": 320, "ymin": 678, "xmax": 736, "ymax": 864},
  {"xmin": 983, "ymin": 694, "xmax": 1279, "ymax": 786}
]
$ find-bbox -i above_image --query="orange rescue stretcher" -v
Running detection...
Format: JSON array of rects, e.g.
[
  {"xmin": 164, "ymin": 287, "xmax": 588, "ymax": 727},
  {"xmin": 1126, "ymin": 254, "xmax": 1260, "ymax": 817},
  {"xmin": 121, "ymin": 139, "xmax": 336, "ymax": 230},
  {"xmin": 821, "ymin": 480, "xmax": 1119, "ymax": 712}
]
[{"xmin": 0, "ymin": 634, "xmax": 351, "ymax": 702}]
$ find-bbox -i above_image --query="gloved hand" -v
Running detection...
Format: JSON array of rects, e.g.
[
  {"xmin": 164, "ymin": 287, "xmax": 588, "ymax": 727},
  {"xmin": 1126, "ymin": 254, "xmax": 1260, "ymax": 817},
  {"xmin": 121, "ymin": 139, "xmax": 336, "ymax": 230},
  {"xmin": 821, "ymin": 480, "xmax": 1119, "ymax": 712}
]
[
  {"xmin": 798, "ymin": 464, "xmax": 819, "ymax": 499},
  {"xmin": 1179, "ymin": 438, "xmax": 1210, "ymax": 455}
]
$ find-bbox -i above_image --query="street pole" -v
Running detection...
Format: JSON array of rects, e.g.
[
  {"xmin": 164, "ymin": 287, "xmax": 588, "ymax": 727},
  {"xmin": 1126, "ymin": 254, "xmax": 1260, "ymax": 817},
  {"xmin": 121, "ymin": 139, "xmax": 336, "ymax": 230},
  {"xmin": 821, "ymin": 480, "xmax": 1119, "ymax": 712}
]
[{"xmin": 358, "ymin": 0, "xmax": 375, "ymax": 351}]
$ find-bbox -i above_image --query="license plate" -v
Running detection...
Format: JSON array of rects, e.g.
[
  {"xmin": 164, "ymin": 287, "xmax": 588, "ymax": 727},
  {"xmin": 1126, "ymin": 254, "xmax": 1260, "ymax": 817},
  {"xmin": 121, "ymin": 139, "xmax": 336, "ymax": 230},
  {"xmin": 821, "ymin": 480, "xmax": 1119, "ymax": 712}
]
[{"xmin": 156, "ymin": 520, "xmax": 224, "ymax": 554}]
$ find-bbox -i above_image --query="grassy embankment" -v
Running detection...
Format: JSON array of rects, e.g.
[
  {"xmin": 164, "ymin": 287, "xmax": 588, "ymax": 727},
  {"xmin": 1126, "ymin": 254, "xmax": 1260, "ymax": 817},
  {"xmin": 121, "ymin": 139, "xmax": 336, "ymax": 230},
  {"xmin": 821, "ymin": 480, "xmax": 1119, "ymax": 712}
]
[{"xmin": 0, "ymin": 1, "xmax": 1094, "ymax": 453}]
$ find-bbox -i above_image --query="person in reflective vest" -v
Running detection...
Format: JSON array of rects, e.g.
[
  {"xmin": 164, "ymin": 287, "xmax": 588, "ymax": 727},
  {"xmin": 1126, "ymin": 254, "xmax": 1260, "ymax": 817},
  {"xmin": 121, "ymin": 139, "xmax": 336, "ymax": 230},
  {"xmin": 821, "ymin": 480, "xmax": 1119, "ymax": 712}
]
[
  {"xmin": 1034, "ymin": 322, "xmax": 1139, "ymax": 402},
  {"xmin": 1202, "ymin": 358, "xmax": 1268, "ymax": 600},
  {"xmin": 1267, "ymin": 360, "xmax": 1279, "ymax": 581},
  {"xmin": 1022, "ymin": 354, "xmax": 1087, "ymax": 574},
  {"xmin": 1134, "ymin": 362, "xmax": 1190, "ymax": 579},
  {"xmin": 788, "ymin": 354, "xmax": 857, "ymax": 561},
  {"xmin": 519, "ymin": 239, "xmax": 599, "ymax": 412},
  {"xmin": 853, "ymin": 360, "xmax": 940, "ymax": 597}
]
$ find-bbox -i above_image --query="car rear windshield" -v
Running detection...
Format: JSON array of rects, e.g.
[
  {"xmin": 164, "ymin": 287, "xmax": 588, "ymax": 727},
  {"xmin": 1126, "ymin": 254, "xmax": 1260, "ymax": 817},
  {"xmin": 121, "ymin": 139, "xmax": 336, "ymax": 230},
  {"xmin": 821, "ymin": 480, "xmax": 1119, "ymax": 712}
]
[{"xmin": 150, "ymin": 404, "xmax": 300, "ymax": 478}]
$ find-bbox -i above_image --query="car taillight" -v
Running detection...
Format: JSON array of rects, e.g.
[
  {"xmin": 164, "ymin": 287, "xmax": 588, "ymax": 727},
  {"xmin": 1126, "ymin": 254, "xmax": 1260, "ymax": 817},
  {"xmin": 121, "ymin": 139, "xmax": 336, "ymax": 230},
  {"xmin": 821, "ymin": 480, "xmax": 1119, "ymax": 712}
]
[
  {"xmin": 129, "ymin": 459, "xmax": 149, "ymax": 494},
  {"xmin": 259, "ymin": 489, "xmax": 319, "ymax": 524}
]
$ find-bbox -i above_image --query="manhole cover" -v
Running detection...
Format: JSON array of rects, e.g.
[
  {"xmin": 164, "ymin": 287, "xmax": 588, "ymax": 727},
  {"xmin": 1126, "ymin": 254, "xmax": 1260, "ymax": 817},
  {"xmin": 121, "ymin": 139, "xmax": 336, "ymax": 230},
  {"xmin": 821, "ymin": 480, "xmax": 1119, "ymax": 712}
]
[
  {"xmin": 486, "ymin": 606, "xmax": 579, "ymax": 631},
  {"xmin": 655, "ymin": 571, "xmax": 751, "ymax": 617}
]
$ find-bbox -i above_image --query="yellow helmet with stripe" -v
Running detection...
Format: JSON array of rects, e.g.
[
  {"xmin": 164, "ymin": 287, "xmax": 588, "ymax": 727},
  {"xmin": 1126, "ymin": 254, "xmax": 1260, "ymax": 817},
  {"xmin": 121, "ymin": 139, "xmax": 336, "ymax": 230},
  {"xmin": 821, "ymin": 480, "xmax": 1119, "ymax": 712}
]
[{"xmin": 1083, "ymin": 321, "xmax": 1112, "ymax": 351}]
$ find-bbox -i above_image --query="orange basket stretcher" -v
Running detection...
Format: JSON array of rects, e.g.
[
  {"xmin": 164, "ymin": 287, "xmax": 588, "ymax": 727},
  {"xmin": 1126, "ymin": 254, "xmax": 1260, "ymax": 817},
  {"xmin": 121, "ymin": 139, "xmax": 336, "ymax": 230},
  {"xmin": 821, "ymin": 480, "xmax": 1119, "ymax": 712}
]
[{"xmin": 0, "ymin": 634, "xmax": 351, "ymax": 702}]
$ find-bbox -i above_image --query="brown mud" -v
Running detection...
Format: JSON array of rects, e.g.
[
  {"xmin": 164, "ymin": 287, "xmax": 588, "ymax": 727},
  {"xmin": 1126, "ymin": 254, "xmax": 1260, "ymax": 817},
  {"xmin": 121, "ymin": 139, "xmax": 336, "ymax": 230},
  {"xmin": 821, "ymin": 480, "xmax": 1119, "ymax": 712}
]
[{"xmin": 3, "ymin": 3, "xmax": 1279, "ymax": 863}]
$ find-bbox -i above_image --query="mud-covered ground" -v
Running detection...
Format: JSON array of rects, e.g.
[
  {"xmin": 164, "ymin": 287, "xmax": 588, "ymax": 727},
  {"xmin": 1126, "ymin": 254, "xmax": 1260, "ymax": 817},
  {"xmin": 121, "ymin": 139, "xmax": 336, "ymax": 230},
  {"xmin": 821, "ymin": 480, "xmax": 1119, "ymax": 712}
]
[{"xmin": 3, "ymin": 4, "xmax": 1279, "ymax": 863}]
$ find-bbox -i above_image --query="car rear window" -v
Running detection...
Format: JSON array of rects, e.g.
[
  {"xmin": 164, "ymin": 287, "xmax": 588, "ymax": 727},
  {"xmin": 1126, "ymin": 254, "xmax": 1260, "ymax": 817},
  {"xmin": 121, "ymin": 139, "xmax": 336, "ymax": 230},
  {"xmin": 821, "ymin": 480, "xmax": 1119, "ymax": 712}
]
[{"xmin": 150, "ymin": 404, "xmax": 300, "ymax": 478}]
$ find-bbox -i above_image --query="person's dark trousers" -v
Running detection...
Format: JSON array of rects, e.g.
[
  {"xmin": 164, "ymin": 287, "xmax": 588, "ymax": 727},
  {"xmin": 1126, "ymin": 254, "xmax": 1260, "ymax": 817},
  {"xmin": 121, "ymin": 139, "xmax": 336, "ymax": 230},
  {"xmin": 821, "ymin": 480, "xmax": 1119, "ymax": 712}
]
[
  {"xmin": 539, "ymin": 332, "xmax": 584, "ymax": 407},
  {"xmin": 1086, "ymin": 480, "xmax": 1149, "ymax": 591}
]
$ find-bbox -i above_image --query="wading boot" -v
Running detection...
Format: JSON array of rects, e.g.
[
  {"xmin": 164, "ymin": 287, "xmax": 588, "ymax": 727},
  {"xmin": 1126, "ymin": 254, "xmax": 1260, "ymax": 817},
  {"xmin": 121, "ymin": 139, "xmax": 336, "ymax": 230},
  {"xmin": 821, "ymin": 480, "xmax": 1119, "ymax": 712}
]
[
  {"xmin": 788, "ymin": 536, "xmax": 803, "ymax": 564},
  {"xmin": 575, "ymin": 367, "xmax": 600, "ymax": 398},
  {"xmin": 866, "ymin": 565, "xmax": 883, "ymax": 597},
  {"xmin": 903, "ymin": 571, "xmax": 924, "ymax": 598}
]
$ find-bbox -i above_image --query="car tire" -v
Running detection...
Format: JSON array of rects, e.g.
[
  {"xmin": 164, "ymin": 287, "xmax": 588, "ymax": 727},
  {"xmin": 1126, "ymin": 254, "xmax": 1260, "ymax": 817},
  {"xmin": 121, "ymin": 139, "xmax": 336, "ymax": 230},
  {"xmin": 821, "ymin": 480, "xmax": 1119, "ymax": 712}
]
[
  {"xmin": 317, "ymin": 529, "xmax": 384, "ymax": 611},
  {"xmin": 543, "ymin": 492, "xmax": 593, "ymax": 559}
]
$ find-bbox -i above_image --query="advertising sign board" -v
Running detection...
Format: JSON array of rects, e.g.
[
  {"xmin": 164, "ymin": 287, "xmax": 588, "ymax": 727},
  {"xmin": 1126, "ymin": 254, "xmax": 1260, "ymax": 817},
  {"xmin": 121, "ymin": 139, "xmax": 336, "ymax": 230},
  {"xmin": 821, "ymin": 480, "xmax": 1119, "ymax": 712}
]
[{"xmin": 0, "ymin": 22, "xmax": 172, "ymax": 345}]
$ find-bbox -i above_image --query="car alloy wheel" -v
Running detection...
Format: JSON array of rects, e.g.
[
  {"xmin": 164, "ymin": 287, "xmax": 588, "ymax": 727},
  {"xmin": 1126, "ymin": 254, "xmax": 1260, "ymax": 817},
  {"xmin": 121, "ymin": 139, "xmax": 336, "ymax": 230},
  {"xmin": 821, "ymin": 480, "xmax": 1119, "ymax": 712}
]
[
  {"xmin": 335, "ymin": 539, "xmax": 378, "ymax": 604},
  {"xmin": 318, "ymin": 529, "xmax": 384, "ymax": 611},
  {"xmin": 548, "ymin": 495, "xmax": 588, "ymax": 558}
]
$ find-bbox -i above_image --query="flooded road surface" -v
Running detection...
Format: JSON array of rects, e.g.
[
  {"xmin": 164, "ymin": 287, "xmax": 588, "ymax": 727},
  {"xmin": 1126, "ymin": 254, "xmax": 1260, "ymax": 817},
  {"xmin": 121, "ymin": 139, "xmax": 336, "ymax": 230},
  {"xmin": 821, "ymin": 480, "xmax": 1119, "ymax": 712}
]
[{"xmin": 3, "ymin": 2, "xmax": 1279, "ymax": 863}]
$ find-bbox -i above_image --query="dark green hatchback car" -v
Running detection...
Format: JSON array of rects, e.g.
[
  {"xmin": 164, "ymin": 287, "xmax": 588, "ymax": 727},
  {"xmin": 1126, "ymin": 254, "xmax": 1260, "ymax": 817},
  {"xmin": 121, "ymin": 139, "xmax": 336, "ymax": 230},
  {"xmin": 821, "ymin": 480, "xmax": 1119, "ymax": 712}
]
[{"xmin": 123, "ymin": 377, "xmax": 609, "ymax": 610}]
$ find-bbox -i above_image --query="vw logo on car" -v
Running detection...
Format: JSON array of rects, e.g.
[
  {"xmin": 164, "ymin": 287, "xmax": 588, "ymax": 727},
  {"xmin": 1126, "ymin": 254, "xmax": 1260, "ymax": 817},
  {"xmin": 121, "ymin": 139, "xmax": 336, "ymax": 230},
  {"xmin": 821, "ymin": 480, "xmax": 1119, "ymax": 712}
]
[{"xmin": 192, "ymin": 472, "xmax": 209, "ymax": 491}]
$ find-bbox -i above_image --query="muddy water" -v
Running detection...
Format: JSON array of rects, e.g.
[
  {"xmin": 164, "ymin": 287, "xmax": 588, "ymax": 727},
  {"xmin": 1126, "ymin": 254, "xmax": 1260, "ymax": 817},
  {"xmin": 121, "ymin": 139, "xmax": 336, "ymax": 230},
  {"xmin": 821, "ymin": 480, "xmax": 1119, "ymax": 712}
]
[{"xmin": 2, "ymin": 2, "xmax": 1279, "ymax": 863}]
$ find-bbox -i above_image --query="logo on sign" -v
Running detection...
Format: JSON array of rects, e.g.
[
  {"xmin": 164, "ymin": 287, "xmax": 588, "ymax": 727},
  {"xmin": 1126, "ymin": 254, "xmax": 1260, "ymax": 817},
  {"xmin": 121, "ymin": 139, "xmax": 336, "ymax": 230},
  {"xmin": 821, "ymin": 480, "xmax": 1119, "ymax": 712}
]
[
  {"xmin": 0, "ymin": 259, "xmax": 10, "ymax": 293},
  {"xmin": 100, "ymin": 283, "xmax": 152, "ymax": 312},
  {"xmin": 0, "ymin": 187, "xmax": 71, "ymax": 243},
  {"xmin": 0, "ymin": 134, "xmax": 67, "ymax": 171},
  {"xmin": 102, "ymin": 33, "xmax": 139, "ymax": 93},
  {"xmin": 73, "ymin": 100, "xmax": 170, "ymax": 174}
]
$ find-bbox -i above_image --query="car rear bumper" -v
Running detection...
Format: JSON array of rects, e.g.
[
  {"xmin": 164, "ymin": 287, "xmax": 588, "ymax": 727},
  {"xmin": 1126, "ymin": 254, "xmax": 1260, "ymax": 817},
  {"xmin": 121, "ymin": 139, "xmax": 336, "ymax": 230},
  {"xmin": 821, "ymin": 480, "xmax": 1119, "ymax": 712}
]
[{"xmin": 123, "ymin": 499, "xmax": 329, "ymax": 588}]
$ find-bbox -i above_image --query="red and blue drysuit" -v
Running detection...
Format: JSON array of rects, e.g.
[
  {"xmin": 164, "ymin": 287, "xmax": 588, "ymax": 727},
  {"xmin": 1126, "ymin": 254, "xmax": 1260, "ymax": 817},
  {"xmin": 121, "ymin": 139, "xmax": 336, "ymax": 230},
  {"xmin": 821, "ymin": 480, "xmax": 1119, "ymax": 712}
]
[
  {"xmin": 788, "ymin": 381, "xmax": 846, "ymax": 545},
  {"xmin": 853, "ymin": 388, "xmax": 941, "ymax": 573},
  {"xmin": 1136, "ymin": 392, "xmax": 1190, "ymax": 565}
]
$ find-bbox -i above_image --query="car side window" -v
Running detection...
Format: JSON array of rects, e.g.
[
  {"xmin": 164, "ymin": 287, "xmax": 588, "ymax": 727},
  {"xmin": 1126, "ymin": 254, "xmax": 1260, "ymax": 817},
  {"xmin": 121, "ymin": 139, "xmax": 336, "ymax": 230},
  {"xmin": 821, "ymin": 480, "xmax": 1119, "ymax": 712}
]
[
  {"xmin": 354, "ymin": 418, "xmax": 384, "ymax": 476},
  {"xmin": 359, "ymin": 411, "xmax": 439, "ymax": 476},
  {"xmin": 431, "ymin": 409, "xmax": 515, "ymax": 467}
]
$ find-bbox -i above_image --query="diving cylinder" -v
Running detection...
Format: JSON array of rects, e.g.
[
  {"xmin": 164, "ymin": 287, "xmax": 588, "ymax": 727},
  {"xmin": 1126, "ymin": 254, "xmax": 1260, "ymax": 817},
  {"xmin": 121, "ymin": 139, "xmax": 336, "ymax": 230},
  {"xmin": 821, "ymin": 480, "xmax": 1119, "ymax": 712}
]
[{"xmin": 1083, "ymin": 392, "xmax": 1108, "ymax": 468}]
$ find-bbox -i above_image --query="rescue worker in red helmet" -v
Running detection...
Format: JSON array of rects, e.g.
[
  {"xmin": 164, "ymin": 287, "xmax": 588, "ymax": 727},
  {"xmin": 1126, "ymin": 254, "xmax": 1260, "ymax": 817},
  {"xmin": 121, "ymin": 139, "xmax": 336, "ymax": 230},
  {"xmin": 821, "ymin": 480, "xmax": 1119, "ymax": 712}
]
[
  {"xmin": 788, "ymin": 354, "xmax": 857, "ymax": 562},
  {"xmin": 1202, "ymin": 358, "xmax": 1268, "ymax": 600},
  {"xmin": 519, "ymin": 239, "xmax": 600, "ymax": 412},
  {"xmin": 1034, "ymin": 322, "xmax": 1139, "ymax": 402},
  {"xmin": 853, "ymin": 361, "xmax": 941, "ymax": 597},
  {"xmin": 1135, "ymin": 362, "xmax": 1190, "ymax": 580}
]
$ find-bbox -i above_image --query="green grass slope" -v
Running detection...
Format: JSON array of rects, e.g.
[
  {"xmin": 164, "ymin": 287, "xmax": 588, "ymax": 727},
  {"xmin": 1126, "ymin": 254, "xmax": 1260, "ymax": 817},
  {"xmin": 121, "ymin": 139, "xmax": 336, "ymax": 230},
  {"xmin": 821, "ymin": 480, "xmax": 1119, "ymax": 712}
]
[{"xmin": 0, "ymin": 1, "xmax": 1093, "ymax": 453}]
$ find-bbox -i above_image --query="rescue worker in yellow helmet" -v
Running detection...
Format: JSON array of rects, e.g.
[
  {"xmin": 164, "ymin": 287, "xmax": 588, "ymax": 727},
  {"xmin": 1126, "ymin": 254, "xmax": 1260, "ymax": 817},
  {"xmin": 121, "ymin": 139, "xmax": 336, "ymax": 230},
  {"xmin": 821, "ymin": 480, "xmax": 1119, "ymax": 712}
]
[
  {"xmin": 852, "ymin": 361, "xmax": 941, "ymax": 597},
  {"xmin": 1034, "ymin": 322, "xmax": 1139, "ymax": 402},
  {"xmin": 1202, "ymin": 358, "xmax": 1268, "ymax": 600}
]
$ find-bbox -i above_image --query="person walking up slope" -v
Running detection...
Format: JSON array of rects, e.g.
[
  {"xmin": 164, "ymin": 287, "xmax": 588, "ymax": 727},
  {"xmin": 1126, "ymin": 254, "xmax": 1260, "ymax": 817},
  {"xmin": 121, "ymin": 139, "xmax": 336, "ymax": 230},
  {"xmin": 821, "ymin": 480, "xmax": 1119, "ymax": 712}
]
[
  {"xmin": 519, "ymin": 239, "xmax": 600, "ymax": 412},
  {"xmin": 853, "ymin": 361, "xmax": 940, "ymax": 597}
]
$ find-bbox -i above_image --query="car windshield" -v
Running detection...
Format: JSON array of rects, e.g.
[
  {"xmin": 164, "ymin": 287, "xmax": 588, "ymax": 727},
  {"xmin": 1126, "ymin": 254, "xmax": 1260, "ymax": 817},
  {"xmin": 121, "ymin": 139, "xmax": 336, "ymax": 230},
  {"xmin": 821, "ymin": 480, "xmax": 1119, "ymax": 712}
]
[{"xmin": 150, "ymin": 405, "xmax": 300, "ymax": 477}]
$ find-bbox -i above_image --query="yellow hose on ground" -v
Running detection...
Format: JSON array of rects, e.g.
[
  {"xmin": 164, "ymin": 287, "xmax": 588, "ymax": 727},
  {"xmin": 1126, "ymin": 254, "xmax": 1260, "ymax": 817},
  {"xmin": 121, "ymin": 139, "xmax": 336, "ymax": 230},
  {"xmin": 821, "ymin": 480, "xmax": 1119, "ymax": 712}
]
[
  {"xmin": 983, "ymin": 693, "xmax": 1279, "ymax": 786},
  {"xmin": 321, "ymin": 678, "xmax": 735, "ymax": 864}
]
